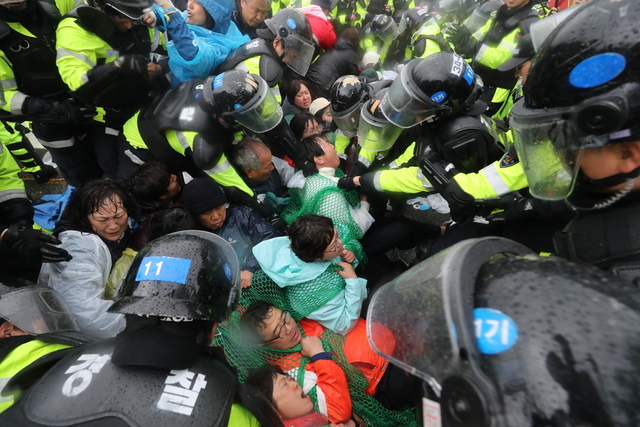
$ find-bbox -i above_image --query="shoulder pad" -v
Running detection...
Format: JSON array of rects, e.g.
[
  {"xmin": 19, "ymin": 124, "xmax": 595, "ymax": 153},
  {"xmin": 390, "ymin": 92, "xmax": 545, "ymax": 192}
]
[
  {"xmin": 217, "ymin": 38, "xmax": 277, "ymax": 73},
  {"xmin": 37, "ymin": 0, "xmax": 62, "ymax": 20},
  {"xmin": 0, "ymin": 20, "xmax": 10, "ymax": 41},
  {"xmin": 259, "ymin": 55, "xmax": 284, "ymax": 88},
  {"xmin": 192, "ymin": 133, "xmax": 225, "ymax": 171},
  {"xmin": 413, "ymin": 38, "xmax": 426, "ymax": 58}
]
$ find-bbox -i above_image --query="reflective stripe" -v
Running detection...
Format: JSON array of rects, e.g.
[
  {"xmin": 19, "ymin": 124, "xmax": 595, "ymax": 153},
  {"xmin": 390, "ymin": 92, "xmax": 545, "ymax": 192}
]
[
  {"xmin": 203, "ymin": 160, "xmax": 231, "ymax": 175},
  {"xmin": 0, "ymin": 188, "xmax": 27, "ymax": 203},
  {"xmin": 124, "ymin": 149, "xmax": 145, "ymax": 165},
  {"xmin": 474, "ymin": 44, "xmax": 488, "ymax": 62},
  {"xmin": 373, "ymin": 171, "xmax": 383, "ymax": 191},
  {"xmin": 105, "ymin": 49, "xmax": 119, "ymax": 59},
  {"xmin": 416, "ymin": 169, "xmax": 435, "ymax": 191},
  {"xmin": 38, "ymin": 137, "xmax": 75, "ymax": 149},
  {"xmin": 57, "ymin": 48, "xmax": 95, "ymax": 68},
  {"xmin": 175, "ymin": 131, "xmax": 190, "ymax": 150},
  {"xmin": 1, "ymin": 78, "xmax": 16, "ymax": 89},
  {"xmin": 388, "ymin": 160, "xmax": 399, "ymax": 169},
  {"xmin": 10, "ymin": 92, "xmax": 27, "ymax": 114},
  {"xmin": 357, "ymin": 155, "xmax": 371, "ymax": 168},
  {"xmin": 80, "ymin": 73, "xmax": 89, "ymax": 84},
  {"xmin": 105, "ymin": 127, "xmax": 119, "ymax": 136},
  {"xmin": 483, "ymin": 163, "xmax": 510, "ymax": 195}
]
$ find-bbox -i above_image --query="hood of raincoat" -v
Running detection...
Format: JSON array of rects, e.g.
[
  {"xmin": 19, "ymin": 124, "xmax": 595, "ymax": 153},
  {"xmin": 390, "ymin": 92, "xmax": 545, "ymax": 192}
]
[{"xmin": 201, "ymin": 0, "xmax": 233, "ymax": 33}]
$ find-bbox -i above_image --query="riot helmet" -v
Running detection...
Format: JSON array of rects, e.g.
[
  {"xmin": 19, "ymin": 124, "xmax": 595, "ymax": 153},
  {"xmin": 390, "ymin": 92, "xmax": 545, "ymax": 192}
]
[
  {"xmin": 358, "ymin": 90, "xmax": 402, "ymax": 153},
  {"xmin": 398, "ymin": 7, "xmax": 431, "ymax": 34},
  {"xmin": 381, "ymin": 53, "xmax": 484, "ymax": 128},
  {"xmin": 371, "ymin": 14, "xmax": 399, "ymax": 42},
  {"xmin": 368, "ymin": 236, "xmax": 640, "ymax": 426},
  {"xmin": 330, "ymin": 75, "xmax": 373, "ymax": 138},
  {"xmin": 438, "ymin": 0, "xmax": 474, "ymax": 15},
  {"xmin": 260, "ymin": 8, "xmax": 315, "ymax": 76},
  {"xmin": 0, "ymin": 280, "xmax": 79, "ymax": 336},
  {"xmin": 91, "ymin": 0, "xmax": 151, "ymax": 19},
  {"xmin": 109, "ymin": 230, "xmax": 241, "ymax": 323},
  {"xmin": 203, "ymin": 71, "xmax": 283, "ymax": 133},
  {"xmin": 463, "ymin": 0, "xmax": 500, "ymax": 33},
  {"xmin": 510, "ymin": 0, "xmax": 640, "ymax": 205}
]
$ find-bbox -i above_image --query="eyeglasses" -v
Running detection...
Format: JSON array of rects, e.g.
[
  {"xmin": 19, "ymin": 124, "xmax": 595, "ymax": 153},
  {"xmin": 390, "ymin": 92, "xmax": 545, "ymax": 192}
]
[
  {"xmin": 263, "ymin": 312, "xmax": 293, "ymax": 343},
  {"xmin": 324, "ymin": 229, "xmax": 341, "ymax": 254}
]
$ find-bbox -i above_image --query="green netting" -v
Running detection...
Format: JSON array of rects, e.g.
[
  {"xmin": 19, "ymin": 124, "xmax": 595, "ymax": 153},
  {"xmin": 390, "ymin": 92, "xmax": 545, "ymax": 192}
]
[
  {"xmin": 214, "ymin": 276, "xmax": 418, "ymax": 427},
  {"xmin": 282, "ymin": 172, "xmax": 367, "ymax": 264}
]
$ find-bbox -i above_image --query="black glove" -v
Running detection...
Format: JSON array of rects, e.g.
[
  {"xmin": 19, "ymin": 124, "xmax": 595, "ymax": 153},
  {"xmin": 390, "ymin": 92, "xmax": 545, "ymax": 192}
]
[
  {"xmin": 2, "ymin": 225, "xmax": 72, "ymax": 263},
  {"xmin": 267, "ymin": 213, "xmax": 289, "ymax": 235},
  {"xmin": 22, "ymin": 97, "xmax": 55, "ymax": 116},
  {"xmin": 50, "ymin": 100, "xmax": 96, "ymax": 125},
  {"xmin": 114, "ymin": 54, "xmax": 149, "ymax": 76},
  {"xmin": 442, "ymin": 23, "xmax": 479, "ymax": 58},
  {"xmin": 347, "ymin": 160, "xmax": 369, "ymax": 177},
  {"xmin": 337, "ymin": 176, "xmax": 358, "ymax": 191},
  {"xmin": 298, "ymin": 159, "xmax": 318, "ymax": 177}
]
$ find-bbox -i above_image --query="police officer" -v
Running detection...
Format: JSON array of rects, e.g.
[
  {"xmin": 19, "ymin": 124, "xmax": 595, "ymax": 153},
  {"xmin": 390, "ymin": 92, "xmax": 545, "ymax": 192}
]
[
  {"xmin": 217, "ymin": 8, "xmax": 315, "ymax": 102},
  {"xmin": 0, "ymin": 0, "xmax": 95, "ymax": 185},
  {"xmin": 368, "ymin": 235, "xmax": 640, "ymax": 426},
  {"xmin": 510, "ymin": 0, "xmax": 640, "ymax": 278},
  {"xmin": 0, "ymin": 231, "xmax": 282, "ymax": 426},
  {"xmin": 0, "ymin": 281, "xmax": 87, "ymax": 412},
  {"xmin": 360, "ymin": 14, "xmax": 400, "ymax": 67},
  {"xmin": 55, "ymin": 0, "xmax": 166, "ymax": 184}
]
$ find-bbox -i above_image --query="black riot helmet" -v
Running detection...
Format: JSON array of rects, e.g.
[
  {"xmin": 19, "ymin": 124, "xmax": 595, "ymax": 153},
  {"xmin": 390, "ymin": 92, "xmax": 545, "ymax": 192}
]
[
  {"xmin": 510, "ymin": 0, "xmax": 640, "ymax": 207},
  {"xmin": 371, "ymin": 14, "xmax": 399, "ymax": 42},
  {"xmin": 368, "ymin": 236, "xmax": 640, "ymax": 427},
  {"xmin": 90, "ymin": 0, "xmax": 151, "ymax": 19},
  {"xmin": 330, "ymin": 75, "xmax": 374, "ymax": 138},
  {"xmin": 438, "ymin": 0, "xmax": 474, "ymax": 15},
  {"xmin": 259, "ymin": 8, "xmax": 315, "ymax": 76},
  {"xmin": 203, "ymin": 71, "xmax": 283, "ymax": 133},
  {"xmin": 381, "ymin": 53, "xmax": 484, "ymax": 128},
  {"xmin": 109, "ymin": 231, "xmax": 241, "ymax": 323},
  {"xmin": 398, "ymin": 7, "xmax": 431, "ymax": 34},
  {"xmin": 0, "ymin": 280, "xmax": 79, "ymax": 336}
]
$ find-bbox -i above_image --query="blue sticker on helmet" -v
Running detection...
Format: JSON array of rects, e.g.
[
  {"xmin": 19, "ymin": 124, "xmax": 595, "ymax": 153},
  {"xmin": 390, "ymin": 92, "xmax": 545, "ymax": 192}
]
[
  {"xmin": 213, "ymin": 74, "xmax": 224, "ymax": 89},
  {"xmin": 287, "ymin": 18, "xmax": 296, "ymax": 29},
  {"xmin": 234, "ymin": 103, "xmax": 242, "ymax": 110},
  {"xmin": 569, "ymin": 53, "xmax": 626, "ymax": 89},
  {"xmin": 473, "ymin": 308, "xmax": 518, "ymax": 354},
  {"xmin": 224, "ymin": 263, "xmax": 232, "ymax": 280},
  {"xmin": 135, "ymin": 256, "xmax": 192, "ymax": 284},
  {"xmin": 430, "ymin": 91, "xmax": 447, "ymax": 103},
  {"xmin": 463, "ymin": 65, "xmax": 475, "ymax": 85}
]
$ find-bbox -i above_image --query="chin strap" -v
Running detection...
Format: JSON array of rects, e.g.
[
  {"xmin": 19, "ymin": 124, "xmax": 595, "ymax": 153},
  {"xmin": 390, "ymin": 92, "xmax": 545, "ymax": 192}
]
[{"xmin": 568, "ymin": 167, "xmax": 640, "ymax": 211}]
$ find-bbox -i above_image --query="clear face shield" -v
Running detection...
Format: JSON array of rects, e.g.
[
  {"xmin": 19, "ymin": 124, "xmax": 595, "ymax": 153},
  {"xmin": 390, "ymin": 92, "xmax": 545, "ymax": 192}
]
[
  {"xmin": 380, "ymin": 62, "xmax": 449, "ymax": 128},
  {"xmin": 227, "ymin": 78, "xmax": 283, "ymax": 133},
  {"xmin": 0, "ymin": 287, "xmax": 79, "ymax": 335},
  {"xmin": 332, "ymin": 102, "xmax": 361, "ymax": 138},
  {"xmin": 282, "ymin": 33, "xmax": 316, "ymax": 76},
  {"xmin": 357, "ymin": 99, "xmax": 402, "ymax": 152},
  {"xmin": 375, "ymin": 19, "xmax": 399, "ymax": 42}
]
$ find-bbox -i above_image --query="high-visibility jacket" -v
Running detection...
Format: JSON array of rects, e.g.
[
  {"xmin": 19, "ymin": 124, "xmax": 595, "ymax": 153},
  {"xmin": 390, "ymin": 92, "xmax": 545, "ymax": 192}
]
[
  {"xmin": 0, "ymin": 339, "xmax": 72, "ymax": 413},
  {"xmin": 0, "ymin": 141, "xmax": 28, "ymax": 206}
]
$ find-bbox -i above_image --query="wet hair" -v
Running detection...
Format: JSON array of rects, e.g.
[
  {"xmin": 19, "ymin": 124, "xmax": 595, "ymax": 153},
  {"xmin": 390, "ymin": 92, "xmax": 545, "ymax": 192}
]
[
  {"xmin": 286, "ymin": 79, "xmax": 312, "ymax": 106},
  {"xmin": 234, "ymin": 137, "xmax": 269, "ymax": 172},
  {"xmin": 59, "ymin": 179, "xmax": 139, "ymax": 234},
  {"xmin": 288, "ymin": 214, "xmax": 334, "ymax": 262},
  {"xmin": 341, "ymin": 27, "xmax": 360, "ymax": 49},
  {"xmin": 290, "ymin": 112, "xmax": 318, "ymax": 141},
  {"xmin": 247, "ymin": 364, "xmax": 287, "ymax": 408},
  {"xmin": 127, "ymin": 161, "xmax": 172, "ymax": 203},
  {"xmin": 149, "ymin": 205, "xmax": 199, "ymax": 241},
  {"xmin": 240, "ymin": 300, "xmax": 276, "ymax": 344}
]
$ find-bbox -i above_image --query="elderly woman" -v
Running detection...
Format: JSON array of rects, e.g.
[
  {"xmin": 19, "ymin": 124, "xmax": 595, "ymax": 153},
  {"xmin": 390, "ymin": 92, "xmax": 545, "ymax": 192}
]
[
  {"xmin": 38, "ymin": 180, "xmax": 139, "ymax": 339},
  {"xmin": 144, "ymin": 0, "xmax": 249, "ymax": 84}
]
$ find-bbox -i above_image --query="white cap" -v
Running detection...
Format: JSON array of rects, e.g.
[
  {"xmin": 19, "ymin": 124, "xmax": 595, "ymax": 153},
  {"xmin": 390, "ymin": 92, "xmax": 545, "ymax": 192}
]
[
  {"xmin": 363, "ymin": 51, "xmax": 381, "ymax": 68},
  {"xmin": 309, "ymin": 97, "xmax": 330, "ymax": 116}
]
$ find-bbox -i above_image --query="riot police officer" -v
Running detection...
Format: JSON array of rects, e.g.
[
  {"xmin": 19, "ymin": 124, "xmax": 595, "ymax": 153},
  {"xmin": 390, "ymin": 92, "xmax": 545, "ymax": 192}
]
[{"xmin": 0, "ymin": 231, "xmax": 281, "ymax": 426}]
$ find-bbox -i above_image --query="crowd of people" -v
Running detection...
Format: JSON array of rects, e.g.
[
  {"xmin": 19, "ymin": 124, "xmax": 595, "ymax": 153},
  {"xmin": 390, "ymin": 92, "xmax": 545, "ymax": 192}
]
[{"xmin": 0, "ymin": 0, "xmax": 639, "ymax": 425}]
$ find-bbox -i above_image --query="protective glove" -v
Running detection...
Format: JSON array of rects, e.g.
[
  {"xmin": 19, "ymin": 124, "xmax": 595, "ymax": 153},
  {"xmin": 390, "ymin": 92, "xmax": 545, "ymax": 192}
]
[
  {"xmin": 50, "ymin": 100, "xmax": 96, "ymax": 125},
  {"xmin": 337, "ymin": 176, "xmax": 358, "ymax": 191},
  {"xmin": 298, "ymin": 159, "xmax": 318, "ymax": 177},
  {"xmin": 442, "ymin": 23, "xmax": 479, "ymax": 58},
  {"xmin": 347, "ymin": 160, "xmax": 369, "ymax": 177},
  {"xmin": 2, "ymin": 225, "xmax": 72, "ymax": 263},
  {"xmin": 22, "ymin": 97, "xmax": 55, "ymax": 116},
  {"xmin": 114, "ymin": 54, "xmax": 149, "ymax": 76},
  {"xmin": 267, "ymin": 213, "xmax": 289, "ymax": 234}
]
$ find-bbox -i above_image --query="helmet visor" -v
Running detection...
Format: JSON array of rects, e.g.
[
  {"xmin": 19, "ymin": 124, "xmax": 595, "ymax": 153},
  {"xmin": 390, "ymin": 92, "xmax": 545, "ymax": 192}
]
[
  {"xmin": 376, "ymin": 20, "xmax": 399, "ymax": 42},
  {"xmin": 282, "ymin": 33, "xmax": 315, "ymax": 76},
  {"xmin": 381, "ymin": 62, "xmax": 444, "ymax": 128},
  {"xmin": 358, "ymin": 102, "xmax": 402, "ymax": 152},
  {"xmin": 0, "ymin": 287, "xmax": 79, "ymax": 335},
  {"xmin": 228, "ymin": 78, "xmax": 283, "ymax": 133},
  {"xmin": 366, "ymin": 248, "xmax": 458, "ymax": 388},
  {"xmin": 332, "ymin": 102, "xmax": 361, "ymax": 138},
  {"xmin": 107, "ymin": 0, "xmax": 152, "ymax": 20}
]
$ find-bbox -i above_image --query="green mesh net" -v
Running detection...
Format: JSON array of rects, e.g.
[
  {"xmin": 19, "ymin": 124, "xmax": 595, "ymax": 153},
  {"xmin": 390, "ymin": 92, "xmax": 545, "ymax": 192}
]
[
  {"xmin": 282, "ymin": 172, "xmax": 367, "ymax": 264},
  {"xmin": 214, "ymin": 275, "xmax": 417, "ymax": 427}
]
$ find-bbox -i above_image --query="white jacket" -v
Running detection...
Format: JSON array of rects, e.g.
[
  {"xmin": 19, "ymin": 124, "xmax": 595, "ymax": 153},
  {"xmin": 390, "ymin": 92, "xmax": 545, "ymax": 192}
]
[{"xmin": 39, "ymin": 230, "xmax": 125, "ymax": 339}]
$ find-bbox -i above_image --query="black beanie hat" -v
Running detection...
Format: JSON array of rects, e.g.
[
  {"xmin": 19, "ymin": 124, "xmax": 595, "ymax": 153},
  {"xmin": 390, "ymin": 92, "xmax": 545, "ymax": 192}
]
[{"xmin": 183, "ymin": 178, "xmax": 228, "ymax": 215}]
